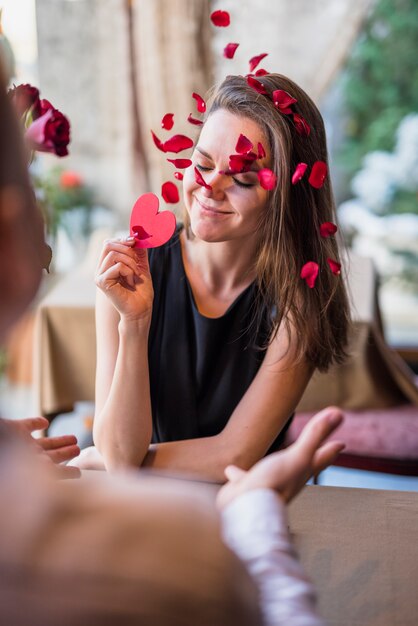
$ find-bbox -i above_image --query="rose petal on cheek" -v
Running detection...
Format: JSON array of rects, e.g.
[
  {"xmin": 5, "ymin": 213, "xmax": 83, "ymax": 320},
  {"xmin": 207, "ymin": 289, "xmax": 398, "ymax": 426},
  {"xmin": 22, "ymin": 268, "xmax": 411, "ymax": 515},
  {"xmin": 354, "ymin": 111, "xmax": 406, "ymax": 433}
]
[
  {"xmin": 257, "ymin": 168, "xmax": 277, "ymax": 190},
  {"xmin": 249, "ymin": 53, "xmax": 268, "ymax": 73},
  {"xmin": 161, "ymin": 113, "xmax": 174, "ymax": 130},
  {"xmin": 257, "ymin": 142, "xmax": 266, "ymax": 159},
  {"xmin": 187, "ymin": 113, "xmax": 203, "ymax": 126},
  {"xmin": 163, "ymin": 134, "xmax": 194, "ymax": 153},
  {"xmin": 224, "ymin": 43, "xmax": 239, "ymax": 59},
  {"xmin": 192, "ymin": 92, "xmax": 206, "ymax": 113},
  {"xmin": 300, "ymin": 262, "xmax": 319, "ymax": 288},
  {"xmin": 194, "ymin": 166, "xmax": 212, "ymax": 190},
  {"xmin": 151, "ymin": 130, "xmax": 166, "ymax": 152},
  {"xmin": 246, "ymin": 75, "xmax": 268, "ymax": 94},
  {"xmin": 161, "ymin": 181, "xmax": 180, "ymax": 204},
  {"xmin": 293, "ymin": 113, "xmax": 311, "ymax": 137},
  {"xmin": 235, "ymin": 134, "xmax": 253, "ymax": 154},
  {"xmin": 291, "ymin": 162, "xmax": 308, "ymax": 185},
  {"xmin": 210, "ymin": 10, "xmax": 230, "ymax": 27},
  {"xmin": 327, "ymin": 258, "xmax": 341, "ymax": 275},
  {"xmin": 308, "ymin": 161, "xmax": 328, "ymax": 189},
  {"xmin": 255, "ymin": 68, "xmax": 269, "ymax": 77},
  {"xmin": 320, "ymin": 222, "xmax": 338, "ymax": 238},
  {"xmin": 174, "ymin": 172, "xmax": 184, "ymax": 181},
  {"xmin": 167, "ymin": 158, "xmax": 192, "ymax": 169}
]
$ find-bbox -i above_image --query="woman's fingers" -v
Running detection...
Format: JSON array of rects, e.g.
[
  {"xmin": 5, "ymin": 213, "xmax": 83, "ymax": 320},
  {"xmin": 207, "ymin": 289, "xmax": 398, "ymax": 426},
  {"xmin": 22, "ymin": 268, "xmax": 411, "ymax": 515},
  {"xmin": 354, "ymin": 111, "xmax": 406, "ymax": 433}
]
[
  {"xmin": 97, "ymin": 262, "xmax": 137, "ymax": 290},
  {"xmin": 224, "ymin": 464, "xmax": 247, "ymax": 482},
  {"xmin": 45, "ymin": 443, "xmax": 81, "ymax": 465},
  {"xmin": 96, "ymin": 237, "xmax": 136, "ymax": 267},
  {"xmin": 312, "ymin": 441, "xmax": 345, "ymax": 476},
  {"xmin": 98, "ymin": 250, "xmax": 143, "ymax": 280},
  {"xmin": 38, "ymin": 434, "xmax": 78, "ymax": 451}
]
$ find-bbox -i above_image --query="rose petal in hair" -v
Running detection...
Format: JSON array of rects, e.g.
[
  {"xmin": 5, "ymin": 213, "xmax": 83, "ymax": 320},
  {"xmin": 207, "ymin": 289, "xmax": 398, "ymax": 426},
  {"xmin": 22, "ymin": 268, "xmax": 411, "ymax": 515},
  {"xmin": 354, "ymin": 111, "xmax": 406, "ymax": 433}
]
[
  {"xmin": 167, "ymin": 158, "xmax": 192, "ymax": 169},
  {"xmin": 272, "ymin": 90, "xmax": 297, "ymax": 114},
  {"xmin": 161, "ymin": 113, "xmax": 174, "ymax": 130},
  {"xmin": 161, "ymin": 181, "xmax": 180, "ymax": 204},
  {"xmin": 235, "ymin": 134, "xmax": 253, "ymax": 154},
  {"xmin": 194, "ymin": 166, "xmax": 212, "ymax": 190},
  {"xmin": 192, "ymin": 92, "xmax": 206, "ymax": 113},
  {"xmin": 163, "ymin": 134, "xmax": 194, "ymax": 153},
  {"xmin": 246, "ymin": 75, "xmax": 268, "ymax": 94},
  {"xmin": 291, "ymin": 162, "xmax": 308, "ymax": 185},
  {"xmin": 151, "ymin": 130, "xmax": 166, "ymax": 152},
  {"xmin": 257, "ymin": 142, "xmax": 266, "ymax": 159},
  {"xmin": 309, "ymin": 161, "xmax": 327, "ymax": 189},
  {"xmin": 293, "ymin": 113, "xmax": 311, "ymax": 137},
  {"xmin": 210, "ymin": 10, "xmax": 230, "ymax": 27},
  {"xmin": 249, "ymin": 53, "xmax": 268, "ymax": 73},
  {"xmin": 224, "ymin": 43, "xmax": 239, "ymax": 59},
  {"xmin": 320, "ymin": 222, "xmax": 338, "ymax": 238},
  {"xmin": 255, "ymin": 69, "xmax": 269, "ymax": 77},
  {"xmin": 327, "ymin": 258, "xmax": 341, "ymax": 275},
  {"xmin": 174, "ymin": 172, "xmax": 184, "ymax": 181},
  {"xmin": 187, "ymin": 113, "xmax": 203, "ymax": 126},
  {"xmin": 257, "ymin": 168, "xmax": 277, "ymax": 190},
  {"xmin": 300, "ymin": 262, "xmax": 319, "ymax": 288}
]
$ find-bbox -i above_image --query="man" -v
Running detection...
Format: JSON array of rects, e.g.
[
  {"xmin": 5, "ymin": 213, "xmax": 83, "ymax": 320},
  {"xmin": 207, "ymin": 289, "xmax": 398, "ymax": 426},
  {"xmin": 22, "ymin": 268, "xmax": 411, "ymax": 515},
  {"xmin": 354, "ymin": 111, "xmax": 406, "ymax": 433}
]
[{"xmin": 0, "ymin": 59, "xmax": 344, "ymax": 625}]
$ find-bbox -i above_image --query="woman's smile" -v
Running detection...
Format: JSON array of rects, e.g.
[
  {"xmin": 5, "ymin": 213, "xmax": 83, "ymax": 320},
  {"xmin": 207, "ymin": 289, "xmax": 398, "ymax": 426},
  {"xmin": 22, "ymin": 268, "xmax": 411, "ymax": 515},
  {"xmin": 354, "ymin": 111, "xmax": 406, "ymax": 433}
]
[{"xmin": 194, "ymin": 195, "xmax": 234, "ymax": 217}]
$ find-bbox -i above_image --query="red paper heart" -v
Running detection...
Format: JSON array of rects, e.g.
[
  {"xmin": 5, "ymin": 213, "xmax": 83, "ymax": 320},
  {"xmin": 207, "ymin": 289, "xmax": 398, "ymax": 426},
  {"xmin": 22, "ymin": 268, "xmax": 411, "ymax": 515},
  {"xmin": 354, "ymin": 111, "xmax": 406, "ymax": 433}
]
[{"xmin": 130, "ymin": 193, "xmax": 176, "ymax": 249}]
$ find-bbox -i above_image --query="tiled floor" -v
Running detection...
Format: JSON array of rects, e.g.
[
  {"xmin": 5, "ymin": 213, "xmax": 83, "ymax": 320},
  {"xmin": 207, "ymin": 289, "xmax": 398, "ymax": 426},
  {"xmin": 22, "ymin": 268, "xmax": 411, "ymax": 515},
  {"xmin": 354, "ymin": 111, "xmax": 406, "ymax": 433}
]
[{"xmin": 2, "ymin": 376, "xmax": 418, "ymax": 492}]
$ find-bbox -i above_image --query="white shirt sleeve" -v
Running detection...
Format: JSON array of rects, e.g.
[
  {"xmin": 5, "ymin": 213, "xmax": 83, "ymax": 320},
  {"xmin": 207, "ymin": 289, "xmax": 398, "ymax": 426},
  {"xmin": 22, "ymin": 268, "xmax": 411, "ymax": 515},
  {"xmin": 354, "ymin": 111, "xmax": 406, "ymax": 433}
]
[{"xmin": 221, "ymin": 488, "xmax": 325, "ymax": 626}]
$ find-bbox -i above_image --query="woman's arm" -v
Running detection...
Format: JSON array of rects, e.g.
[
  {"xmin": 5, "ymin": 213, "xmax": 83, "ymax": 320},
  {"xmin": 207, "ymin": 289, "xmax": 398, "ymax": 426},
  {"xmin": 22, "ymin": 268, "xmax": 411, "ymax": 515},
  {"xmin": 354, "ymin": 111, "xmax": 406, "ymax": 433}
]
[
  {"xmin": 93, "ymin": 238, "xmax": 154, "ymax": 470},
  {"xmin": 142, "ymin": 324, "xmax": 313, "ymax": 482}
]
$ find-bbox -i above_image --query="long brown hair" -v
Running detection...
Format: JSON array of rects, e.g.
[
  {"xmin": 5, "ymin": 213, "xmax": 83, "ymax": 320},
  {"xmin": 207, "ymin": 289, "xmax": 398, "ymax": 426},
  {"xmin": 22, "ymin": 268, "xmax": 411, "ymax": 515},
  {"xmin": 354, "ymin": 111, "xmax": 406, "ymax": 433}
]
[{"xmin": 184, "ymin": 73, "xmax": 350, "ymax": 372}]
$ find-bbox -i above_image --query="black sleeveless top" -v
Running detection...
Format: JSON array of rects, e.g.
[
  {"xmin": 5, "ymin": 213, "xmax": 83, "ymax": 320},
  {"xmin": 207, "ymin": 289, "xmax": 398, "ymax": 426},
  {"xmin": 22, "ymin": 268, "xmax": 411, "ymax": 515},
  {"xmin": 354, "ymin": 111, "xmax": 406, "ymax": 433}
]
[{"xmin": 148, "ymin": 226, "xmax": 291, "ymax": 450}]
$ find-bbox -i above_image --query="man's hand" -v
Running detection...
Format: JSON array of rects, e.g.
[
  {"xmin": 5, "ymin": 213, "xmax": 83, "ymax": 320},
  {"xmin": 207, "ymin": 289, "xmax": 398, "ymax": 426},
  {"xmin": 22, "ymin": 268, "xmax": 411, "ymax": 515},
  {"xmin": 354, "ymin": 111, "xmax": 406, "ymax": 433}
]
[
  {"xmin": 217, "ymin": 407, "xmax": 344, "ymax": 510},
  {"xmin": 3, "ymin": 416, "xmax": 81, "ymax": 479}
]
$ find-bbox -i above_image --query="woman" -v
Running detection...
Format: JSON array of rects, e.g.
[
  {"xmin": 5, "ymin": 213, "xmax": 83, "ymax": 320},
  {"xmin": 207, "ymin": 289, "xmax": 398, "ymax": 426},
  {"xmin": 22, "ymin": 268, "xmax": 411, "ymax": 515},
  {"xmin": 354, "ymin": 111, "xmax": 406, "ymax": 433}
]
[{"xmin": 92, "ymin": 73, "xmax": 350, "ymax": 480}]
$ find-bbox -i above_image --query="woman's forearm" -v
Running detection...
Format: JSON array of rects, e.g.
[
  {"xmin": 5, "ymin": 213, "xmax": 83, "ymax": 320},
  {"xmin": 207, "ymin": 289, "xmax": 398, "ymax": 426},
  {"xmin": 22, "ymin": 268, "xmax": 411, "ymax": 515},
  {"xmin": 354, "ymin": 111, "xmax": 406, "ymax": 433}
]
[{"xmin": 94, "ymin": 318, "xmax": 153, "ymax": 469}]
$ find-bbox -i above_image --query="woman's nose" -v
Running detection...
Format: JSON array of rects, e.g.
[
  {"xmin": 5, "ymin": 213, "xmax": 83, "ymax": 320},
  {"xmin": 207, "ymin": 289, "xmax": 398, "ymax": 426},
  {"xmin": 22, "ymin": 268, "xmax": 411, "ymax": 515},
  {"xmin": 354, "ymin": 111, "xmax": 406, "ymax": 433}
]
[{"xmin": 200, "ymin": 170, "xmax": 228, "ymax": 198}]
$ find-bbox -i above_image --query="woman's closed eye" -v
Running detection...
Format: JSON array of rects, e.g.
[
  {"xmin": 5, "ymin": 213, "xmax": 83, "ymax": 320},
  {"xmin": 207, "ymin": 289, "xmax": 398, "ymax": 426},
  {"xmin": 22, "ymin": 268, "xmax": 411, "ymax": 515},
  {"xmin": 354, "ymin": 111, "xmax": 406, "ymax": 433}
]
[{"xmin": 196, "ymin": 163, "xmax": 255, "ymax": 188}]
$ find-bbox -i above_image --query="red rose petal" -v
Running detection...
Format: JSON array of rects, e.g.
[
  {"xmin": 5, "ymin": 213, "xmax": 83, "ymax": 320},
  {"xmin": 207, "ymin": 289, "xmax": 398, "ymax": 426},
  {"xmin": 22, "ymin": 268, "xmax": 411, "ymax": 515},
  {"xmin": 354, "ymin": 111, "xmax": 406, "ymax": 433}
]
[
  {"xmin": 291, "ymin": 162, "xmax": 308, "ymax": 185},
  {"xmin": 246, "ymin": 75, "xmax": 268, "ymax": 94},
  {"xmin": 224, "ymin": 43, "xmax": 239, "ymax": 59},
  {"xmin": 163, "ymin": 134, "xmax": 194, "ymax": 153},
  {"xmin": 174, "ymin": 172, "xmax": 184, "ymax": 181},
  {"xmin": 194, "ymin": 166, "xmax": 212, "ymax": 190},
  {"xmin": 235, "ymin": 134, "xmax": 253, "ymax": 154},
  {"xmin": 308, "ymin": 161, "xmax": 328, "ymax": 189},
  {"xmin": 255, "ymin": 68, "xmax": 269, "ymax": 77},
  {"xmin": 249, "ymin": 53, "xmax": 268, "ymax": 73},
  {"xmin": 161, "ymin": 113, "xmax": 174, "ymax": 130},
  {"xmin": 257, "ymin": 142, "xmax": 266, "ymax": 159},
  {"xmin": 151, "ymin": 130, "xmax": 166, "ymax": 152},
  {"xmin": 320, "ymin": 222, "xmax": 338, "ymax": 238},
  {"xmin": 229, "ymin": 153, "xmax": 257, "ymax": 173},
  {"xmin": 187, "ymin": 113, "xmax": 203, "ymax": 126},
  {"xmin": 161, "ymin": 181, "xmax": 179, "ymax": 204},
  {"xmin": 272, "ymin": 90, "xmax": 297, "ymax": 114},
  {"xmin": 257, "ymin": 168, "xmax": 277, "ymax": 190},
  {"xmin": 210, "ymin": 10, "xmax": 230, "ymax": 27},
  {"xmin": 293, "ymin": 113, "xmax": 311, "ymax": 137},
  {"xmin": 300, "ymin": 262, "xmax": 319, "ymax": 288},
  {"xmin": 327, "ymin": 258, "xmax": 341, "ymax": 275},
  {"xmin": 192, "ymin": 92, "xmax": 206, "ymax": 113},
  {"xmin": 167, "ymin": 158, "xmax": 192, "ymax": 169}
]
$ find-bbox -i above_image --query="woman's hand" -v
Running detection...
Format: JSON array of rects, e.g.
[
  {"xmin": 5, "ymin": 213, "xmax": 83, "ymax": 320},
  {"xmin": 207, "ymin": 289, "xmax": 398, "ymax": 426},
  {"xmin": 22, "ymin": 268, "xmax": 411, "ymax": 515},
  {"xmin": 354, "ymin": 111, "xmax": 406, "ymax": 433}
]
[
  {"xmin": 95, "ymin": 237, "xmax": 154, "ymax": 322},
  {"xmin": 217, "ymin": 407, "xmax": 345, "ymax": 510}
]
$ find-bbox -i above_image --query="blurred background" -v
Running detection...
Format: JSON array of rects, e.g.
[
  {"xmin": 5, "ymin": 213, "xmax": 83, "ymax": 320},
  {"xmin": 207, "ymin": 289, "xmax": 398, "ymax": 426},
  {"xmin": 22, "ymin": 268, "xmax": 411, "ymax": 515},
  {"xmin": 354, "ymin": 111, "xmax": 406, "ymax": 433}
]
[{"xmin": 1, "ymin": 0, "xmax": 418, "ymax": 488}]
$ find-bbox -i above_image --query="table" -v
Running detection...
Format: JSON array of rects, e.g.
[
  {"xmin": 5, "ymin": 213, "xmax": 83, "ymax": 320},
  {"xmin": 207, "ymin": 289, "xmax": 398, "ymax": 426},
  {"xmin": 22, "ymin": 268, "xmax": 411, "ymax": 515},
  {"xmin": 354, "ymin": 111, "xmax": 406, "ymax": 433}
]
[
  {"xmin": 289, "ymin": 485, "xmax": 418, "ymax": 625},
  {"xmin": 34, "ymin": 251, "xmax": 418, "ymax": 416}
]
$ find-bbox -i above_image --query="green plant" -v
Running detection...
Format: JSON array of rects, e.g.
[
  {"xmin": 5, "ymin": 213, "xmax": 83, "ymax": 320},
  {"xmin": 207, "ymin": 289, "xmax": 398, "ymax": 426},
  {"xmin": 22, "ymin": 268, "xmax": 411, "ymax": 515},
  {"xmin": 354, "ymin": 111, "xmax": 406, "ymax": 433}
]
[{"xmin": 339, "ymin": 0, "xmax": 418, "ymax": 177}]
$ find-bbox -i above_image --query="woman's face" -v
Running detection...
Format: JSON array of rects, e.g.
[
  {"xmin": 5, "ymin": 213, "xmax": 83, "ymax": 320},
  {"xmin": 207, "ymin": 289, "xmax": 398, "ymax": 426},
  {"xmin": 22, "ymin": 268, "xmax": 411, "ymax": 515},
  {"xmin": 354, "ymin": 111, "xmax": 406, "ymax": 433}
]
[{"xmin": 182, "ymin": 109, "xmax": 271, "ymax": 243}]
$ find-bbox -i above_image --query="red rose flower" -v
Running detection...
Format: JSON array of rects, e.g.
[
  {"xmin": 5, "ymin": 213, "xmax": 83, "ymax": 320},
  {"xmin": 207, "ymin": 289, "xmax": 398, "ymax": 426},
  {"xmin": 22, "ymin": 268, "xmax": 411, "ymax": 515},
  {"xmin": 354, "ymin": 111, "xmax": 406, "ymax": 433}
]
[
  {"xmin": 26, "ymin": 107, "xmax": 71, "ymax": 157},
  {"xmin": 8, "ymin": 84, "xmax": 40, "ymax": 117}
]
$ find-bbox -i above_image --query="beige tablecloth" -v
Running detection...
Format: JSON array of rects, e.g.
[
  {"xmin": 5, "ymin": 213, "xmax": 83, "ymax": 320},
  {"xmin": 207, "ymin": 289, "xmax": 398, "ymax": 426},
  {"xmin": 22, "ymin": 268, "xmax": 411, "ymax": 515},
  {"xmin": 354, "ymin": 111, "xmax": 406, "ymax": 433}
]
[{"xmin": 34, "ymin": 252, "xmax": 418, "ymax": 416}]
